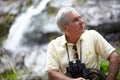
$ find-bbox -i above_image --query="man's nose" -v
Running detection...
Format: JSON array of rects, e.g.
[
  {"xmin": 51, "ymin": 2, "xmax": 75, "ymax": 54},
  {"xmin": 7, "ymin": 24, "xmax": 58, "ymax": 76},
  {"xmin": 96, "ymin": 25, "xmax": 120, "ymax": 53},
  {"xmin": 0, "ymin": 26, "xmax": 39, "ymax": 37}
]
[{"xmin": 79, "ymin": 19, "xmax": 83, "ymax": 25}]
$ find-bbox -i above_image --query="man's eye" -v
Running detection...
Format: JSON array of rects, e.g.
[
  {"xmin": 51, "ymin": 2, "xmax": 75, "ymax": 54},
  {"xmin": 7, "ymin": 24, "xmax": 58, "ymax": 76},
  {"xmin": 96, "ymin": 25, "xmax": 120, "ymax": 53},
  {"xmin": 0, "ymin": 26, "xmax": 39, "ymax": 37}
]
[{"xmin": 73, "ymin": 18, "xmax": 78, "ymax": 22}]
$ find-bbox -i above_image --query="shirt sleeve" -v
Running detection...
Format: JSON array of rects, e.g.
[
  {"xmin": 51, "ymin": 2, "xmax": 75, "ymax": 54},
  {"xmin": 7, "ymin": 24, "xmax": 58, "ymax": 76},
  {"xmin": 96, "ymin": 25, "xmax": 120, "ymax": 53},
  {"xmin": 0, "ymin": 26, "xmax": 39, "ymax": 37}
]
[
  {"xmin": 45, "ymin": 41, "xmax": 60, "ymax": 72},
  {"xmin": 94, "ymin": 30, "xmax": 115, "ymax": 60}
]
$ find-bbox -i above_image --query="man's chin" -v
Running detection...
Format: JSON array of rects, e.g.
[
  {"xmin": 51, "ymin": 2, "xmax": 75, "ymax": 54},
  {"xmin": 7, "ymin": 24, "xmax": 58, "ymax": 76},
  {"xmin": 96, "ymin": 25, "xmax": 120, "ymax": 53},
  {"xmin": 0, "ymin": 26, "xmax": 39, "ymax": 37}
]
[{"xmin": 80, "ymin": 26, "xmax": 85, "ymax": 32}]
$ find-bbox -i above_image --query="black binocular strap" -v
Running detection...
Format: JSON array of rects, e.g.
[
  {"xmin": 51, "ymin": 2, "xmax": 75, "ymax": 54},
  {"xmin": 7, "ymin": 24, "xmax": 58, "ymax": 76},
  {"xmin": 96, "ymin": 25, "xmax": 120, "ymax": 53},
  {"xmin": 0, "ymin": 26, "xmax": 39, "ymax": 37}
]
[
  {"xmin": 65, "ymin": 41, "xmax": 82, "ymax": 63},
  {"xmin": 80, "ymin": 41, "xmax": 82, "ymax": 62},
  {"xmin": 65, "ymin": 43, "xmax": 70, "ymax": 62}
]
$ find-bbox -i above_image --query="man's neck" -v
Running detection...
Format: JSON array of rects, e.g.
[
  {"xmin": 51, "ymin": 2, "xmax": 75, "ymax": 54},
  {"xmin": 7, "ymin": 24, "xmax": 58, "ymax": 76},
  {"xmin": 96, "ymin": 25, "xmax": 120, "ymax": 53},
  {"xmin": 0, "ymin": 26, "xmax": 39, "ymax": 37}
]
[{"xmin": 66, "ymin": 35, "xmax": 80, "ymax": 44}]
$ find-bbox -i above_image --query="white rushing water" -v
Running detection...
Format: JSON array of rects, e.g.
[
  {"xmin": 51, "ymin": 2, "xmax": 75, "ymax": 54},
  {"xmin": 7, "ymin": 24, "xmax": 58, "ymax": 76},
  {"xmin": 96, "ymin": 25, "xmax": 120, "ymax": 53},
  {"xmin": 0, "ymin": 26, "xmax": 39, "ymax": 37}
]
[
  {"xmin": 3, "ymin": 0, "xmax": 51, "ymax": 77},
  {"xmin": 3, "ymin": 0, "xmax": 50, "ymax": 52}
]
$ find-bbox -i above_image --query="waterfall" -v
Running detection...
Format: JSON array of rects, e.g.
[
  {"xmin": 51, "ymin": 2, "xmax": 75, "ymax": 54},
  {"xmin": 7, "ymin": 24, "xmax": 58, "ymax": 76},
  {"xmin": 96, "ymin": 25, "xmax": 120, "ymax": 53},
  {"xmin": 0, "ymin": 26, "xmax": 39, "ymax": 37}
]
[
  {"xmin": 3, "ymin": 0, "xmax": 50, "ymax": 52},
  {"xmin": 3, "ymin": 0, "xmax": 54, "ymax": 77}
]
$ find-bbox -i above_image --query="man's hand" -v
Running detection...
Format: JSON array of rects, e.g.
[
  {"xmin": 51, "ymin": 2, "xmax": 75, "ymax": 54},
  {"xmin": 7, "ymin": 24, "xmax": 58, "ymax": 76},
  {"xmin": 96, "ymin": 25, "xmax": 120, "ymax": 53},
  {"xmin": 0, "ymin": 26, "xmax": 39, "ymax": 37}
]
[
  {"xmin": 47, "ymin": 69, "xmax": 86, "ymax": 80},
  {"xmin": 73, "ymin": 77, "xmax": 86, "ymax": 80}
]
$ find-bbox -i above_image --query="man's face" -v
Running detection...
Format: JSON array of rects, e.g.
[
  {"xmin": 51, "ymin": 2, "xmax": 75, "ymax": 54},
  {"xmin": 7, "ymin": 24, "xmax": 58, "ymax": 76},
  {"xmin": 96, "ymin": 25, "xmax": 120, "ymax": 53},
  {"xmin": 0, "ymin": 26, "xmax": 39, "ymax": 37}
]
[{"xmin": 65, "ymin": 11, "xmax": 85, "ymax": 36}]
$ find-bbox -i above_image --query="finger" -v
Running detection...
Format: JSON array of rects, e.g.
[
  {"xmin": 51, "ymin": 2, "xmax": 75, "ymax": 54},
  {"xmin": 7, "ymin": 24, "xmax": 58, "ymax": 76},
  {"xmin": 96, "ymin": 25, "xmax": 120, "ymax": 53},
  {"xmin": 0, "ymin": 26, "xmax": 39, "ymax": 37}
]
[{"xmin": 79, "ymin": 77, "xmax": 86, "ymax": 80}]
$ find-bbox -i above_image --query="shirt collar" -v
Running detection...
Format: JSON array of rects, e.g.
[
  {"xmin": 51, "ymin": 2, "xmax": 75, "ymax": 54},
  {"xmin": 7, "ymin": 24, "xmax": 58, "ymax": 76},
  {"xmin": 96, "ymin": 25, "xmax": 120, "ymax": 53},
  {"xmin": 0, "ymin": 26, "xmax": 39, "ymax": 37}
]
[
  {"xmin": 62, "ymin": 30, "xmax": 86, "ymax": 47},
  {"xmin": 61, "ymin": 35, "xmax": 67, "ymax": 47}
]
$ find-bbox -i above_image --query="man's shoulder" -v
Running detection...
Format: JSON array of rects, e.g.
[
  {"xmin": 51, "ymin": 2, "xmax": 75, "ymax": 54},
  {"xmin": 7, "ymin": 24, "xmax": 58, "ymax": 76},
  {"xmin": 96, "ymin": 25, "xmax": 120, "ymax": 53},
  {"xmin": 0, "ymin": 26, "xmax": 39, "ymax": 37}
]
[
  {"xmin": 85, "ymin": 30, "xmax": 98, "ymax": 34},
  {"xmin": 49, "ymin": 35, "xmax": 65, "ymax": 45},
  {"xmin": 51, "ymin": 35, "xmax": 64, "ymax": 41},
  {"xmin": 82, "ymin": 30, "xmax": 101, "ymax": 40},
  {"xmin": 85, "ymin": 30, "xmax": 100, "ymax": 36}
]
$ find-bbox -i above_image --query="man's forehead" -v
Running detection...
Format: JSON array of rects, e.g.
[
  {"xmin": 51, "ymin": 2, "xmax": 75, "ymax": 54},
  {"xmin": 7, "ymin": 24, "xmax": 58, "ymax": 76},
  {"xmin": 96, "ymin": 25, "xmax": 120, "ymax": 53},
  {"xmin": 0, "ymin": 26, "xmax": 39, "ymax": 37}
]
[{"xmin": 67, "ymin": 11, "xmax": 80, "ymax": 19}]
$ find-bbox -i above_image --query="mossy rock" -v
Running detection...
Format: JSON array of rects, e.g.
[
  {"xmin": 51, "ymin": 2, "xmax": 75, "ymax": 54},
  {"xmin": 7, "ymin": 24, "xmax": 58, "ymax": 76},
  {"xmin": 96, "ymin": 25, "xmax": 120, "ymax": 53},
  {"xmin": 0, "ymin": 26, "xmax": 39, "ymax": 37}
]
[{"xmin": 0, "ymin": 13, "xmax": 16, "ymax": 45}]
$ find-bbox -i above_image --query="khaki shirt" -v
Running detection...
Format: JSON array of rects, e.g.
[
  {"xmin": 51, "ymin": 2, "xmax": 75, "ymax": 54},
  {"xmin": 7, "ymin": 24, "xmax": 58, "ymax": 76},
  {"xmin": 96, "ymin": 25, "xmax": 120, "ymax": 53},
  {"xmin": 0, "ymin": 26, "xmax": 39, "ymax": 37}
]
[{"xmin": 46, "ymin": 30, "xmax": 115, "ymax": 73}]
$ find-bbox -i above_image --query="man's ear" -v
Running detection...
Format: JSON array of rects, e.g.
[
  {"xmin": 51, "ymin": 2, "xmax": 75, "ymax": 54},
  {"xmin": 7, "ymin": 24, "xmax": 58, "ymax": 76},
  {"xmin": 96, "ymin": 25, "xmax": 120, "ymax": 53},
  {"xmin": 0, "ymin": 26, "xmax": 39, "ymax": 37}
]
[{"xmin": 61, "ymin": 24, "xmax": 67, "ymax": 31}]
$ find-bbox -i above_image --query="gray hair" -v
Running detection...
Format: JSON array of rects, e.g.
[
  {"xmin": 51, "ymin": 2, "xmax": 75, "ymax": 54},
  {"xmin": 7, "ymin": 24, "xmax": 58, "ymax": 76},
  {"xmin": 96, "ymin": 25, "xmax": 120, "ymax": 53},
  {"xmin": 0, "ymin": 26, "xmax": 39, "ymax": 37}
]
[{"xmin": 55, "ymin": 7, "xmax": 76, "ymax": 31}]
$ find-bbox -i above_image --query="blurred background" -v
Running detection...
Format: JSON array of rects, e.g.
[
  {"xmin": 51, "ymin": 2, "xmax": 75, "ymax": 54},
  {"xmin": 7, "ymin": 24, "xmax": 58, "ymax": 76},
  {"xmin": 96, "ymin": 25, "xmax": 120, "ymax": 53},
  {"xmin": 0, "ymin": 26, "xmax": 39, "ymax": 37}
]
[{"xmin": 0, "ymin": 0, "xmax": 120, "ymax": 80}]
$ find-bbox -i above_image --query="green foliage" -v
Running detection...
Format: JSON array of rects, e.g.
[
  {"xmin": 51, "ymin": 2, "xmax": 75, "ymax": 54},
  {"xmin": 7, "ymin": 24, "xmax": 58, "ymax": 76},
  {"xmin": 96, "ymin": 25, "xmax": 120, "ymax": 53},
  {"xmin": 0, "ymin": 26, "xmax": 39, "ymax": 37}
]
[
  {"xmin": 0, "ymin": 69, "xmax": 19, "ymax": 80},
  {"xmin": 100, "ymin": 59, "xmax": 120, "ymax": 80},
  {"xmin": 0, "ymin": 13, "xmax": 16, "ymax": 45},
  {"xmin": 73, "ymin": 0, "xmax": 86, "ymax": 4},
  {"xmin": 100, "ymin": 47, "xmax": 120, "ymax": 80},
  {"xmin": 100, "ymin": 60, "xmax": 109, "ymax": 75},
  {"xmin": 117, "ymin": 70, "xmax": 120, "ymax": 80},
  {"xmin": 47, "ymin": 7, "xmax": 57, "ymax": 17},
  {"xmin": 24, "ymin": 0, "xmax": 32, "ymax": 12},
  {"xmin": 116, "ymin": 47, "xmax": 120, "ymax": 55},
  {"xmin": 116, "ymin": 47, "xmax": 120, "ymax": 80}
]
